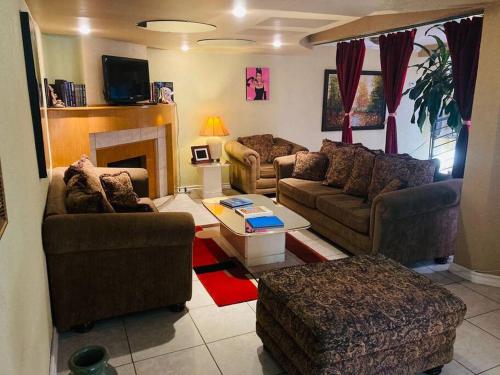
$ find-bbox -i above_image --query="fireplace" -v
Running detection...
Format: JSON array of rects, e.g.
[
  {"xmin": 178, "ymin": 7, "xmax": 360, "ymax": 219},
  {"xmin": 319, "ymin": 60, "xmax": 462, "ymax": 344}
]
[{"xmin": 108, "ymin": 155, "xmax": 146, "ymax": 169}]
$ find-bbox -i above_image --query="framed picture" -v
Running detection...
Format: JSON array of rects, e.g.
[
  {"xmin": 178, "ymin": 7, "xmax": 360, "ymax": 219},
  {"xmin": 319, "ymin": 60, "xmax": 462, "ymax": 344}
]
[
  {"xmin": 19, "ymin": 11, "xmax": 48, "ymax": 178},
  {"xmin": 0, "ymin": 160, "xmax": 7, "ymax": 239},
  {"xmin": 246, "ymin": 67, "xmax": 269, "ymax": 101},
  {"xmin": 321, "ymin": 70, "xmax": 386, "ymax": 132},
  {"xmin": 191, "ymin": 145, "xmax": 212, "ymax": 164}
]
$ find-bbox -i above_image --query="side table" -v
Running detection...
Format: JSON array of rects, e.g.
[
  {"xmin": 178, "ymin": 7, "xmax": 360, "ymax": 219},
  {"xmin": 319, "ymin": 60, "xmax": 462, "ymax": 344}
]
[{"xmin": 192, "ymin": 161, "xmax": 230, "ymax": 198}]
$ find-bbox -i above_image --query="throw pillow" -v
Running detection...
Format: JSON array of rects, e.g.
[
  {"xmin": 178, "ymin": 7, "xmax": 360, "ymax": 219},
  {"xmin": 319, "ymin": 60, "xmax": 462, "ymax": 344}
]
[
  {"xmin": 319, "ymin": 139, "xmax": 346, "ymax": 163},
  {"xmin": 238, "ymin": 134, "xmax": 274, "ymax": 163},
  {"xmin": 292, "ymin": 151, "xmax": 329, "ymax": 181},
  {"xmin": 63, "ymin": 155, "xmax": 94, "ymax": 184},
  {"xmin": 65, "ymin": 170, "xmax": 115, "ymax": 214},
  {"xmin": 367, "ymin": 154, "xmax": 411, "ymax": 202},
  {"xmin": 267, "ymin": 143, "xmax": 292, "ymax": 163},
  {"xmin": 342, "ymin": 147, "xmax": 378, "ymax": 196},
  {"xmin": 100, "ymin": 171, "xmax": 140, "ymax": 210},
  {"xmin": 379, "ymin": 178, "xmax": 408, "ymax": 195},
  {"xmin": 323, "ymin": 146, "xmax": 357, "ymax": 188},
  {"xmin": 406, "ymin": 158, "xmax": 440, "ymax": 187}
]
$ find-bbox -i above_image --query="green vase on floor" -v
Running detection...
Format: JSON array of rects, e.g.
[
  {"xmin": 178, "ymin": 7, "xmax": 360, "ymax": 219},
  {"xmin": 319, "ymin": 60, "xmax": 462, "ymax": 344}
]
[{"xmin": 68, "ymin": 345, "xmax": 117, "ymax": 375}]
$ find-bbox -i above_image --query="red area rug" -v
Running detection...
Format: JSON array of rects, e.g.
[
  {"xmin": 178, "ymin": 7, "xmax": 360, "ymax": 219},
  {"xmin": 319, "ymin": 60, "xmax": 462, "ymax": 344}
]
[{"xmin": 193, "ymin": 226, "xmax": 326, "ymax": 307}]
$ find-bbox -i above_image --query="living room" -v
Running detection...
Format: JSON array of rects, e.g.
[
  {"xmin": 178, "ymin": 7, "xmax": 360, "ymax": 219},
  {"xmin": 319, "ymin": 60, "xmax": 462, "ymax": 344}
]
[{"xmin": 0, "ymin": 0, "xmax": 499, "ymax": 375}]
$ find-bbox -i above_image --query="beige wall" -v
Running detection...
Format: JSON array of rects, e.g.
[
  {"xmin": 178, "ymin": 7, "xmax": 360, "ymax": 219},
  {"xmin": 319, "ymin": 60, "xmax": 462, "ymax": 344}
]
[
  {"xmin": 42, "ymin": 33, "xmax": 83, "ymax": 84},
  {"xmin": 148, "ymin": 47, "xmax": 430, "ymax": 186},
  {"xmin": 0, "ymin": 0, "xmax": 53, "ymax": 374},
  {"xmin": 455, "ymin": 3, "xmax": 500, "ymax": 277}
]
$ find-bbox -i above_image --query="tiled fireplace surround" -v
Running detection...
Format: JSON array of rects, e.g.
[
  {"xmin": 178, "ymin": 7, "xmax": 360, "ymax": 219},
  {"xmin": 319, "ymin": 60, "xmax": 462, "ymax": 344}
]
[{"xmin": 88, "ymin": 126, "xmax": 168, "ymax": 197}]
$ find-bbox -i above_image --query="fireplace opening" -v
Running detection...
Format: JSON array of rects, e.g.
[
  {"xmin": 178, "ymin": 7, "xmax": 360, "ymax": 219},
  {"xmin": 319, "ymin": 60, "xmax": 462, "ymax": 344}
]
[{"xmin": 107, "ymin": 155, "xmax": 146, "ymax": 169}]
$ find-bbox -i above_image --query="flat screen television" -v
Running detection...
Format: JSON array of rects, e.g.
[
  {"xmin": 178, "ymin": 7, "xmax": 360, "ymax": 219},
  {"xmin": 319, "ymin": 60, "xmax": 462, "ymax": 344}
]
[{"xmin": 102, "ymin": 55, "xmax": 150, "ymax": 104}]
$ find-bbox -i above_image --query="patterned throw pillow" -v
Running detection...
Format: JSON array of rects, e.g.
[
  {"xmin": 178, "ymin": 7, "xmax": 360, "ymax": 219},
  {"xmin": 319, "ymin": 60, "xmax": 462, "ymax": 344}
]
[
  {"xmin": 379, "ymin": 178, "xmax": 408, "ymax": 195},
  {"xmin": 342, "ymin": 147, "xmax": 378, "ymax": 197},
  {"xmin": 323, "ymin": 146, "xmax": 358, "ymax": 188},
  {"xmin": 238, "ymin": 134, "xmax": 274, "ymax": 163},
  {"xmin": 319, "ymin": 139, "xmax": 346, "ymax": 163},
  {"xmin": 292, "ymin": 151, "xmax": 329, "ymax": 181},
  {"xmin": 367, "ymin": 155, "xmax": 439, "ymax": 202},
  {"xmin": 65, "ymin": 169, "xmax": 115, "ymax": 213},
  {"xmin": 63, "ymin": 155, "xmax": 94, "ymax": 184},
  {"xmin": 100, "ymin": 171, "xmax": 139, "ymax": 210},
  {"xmin": 267, "ymin": 143, "xmax": 292, "ymax": 163}
]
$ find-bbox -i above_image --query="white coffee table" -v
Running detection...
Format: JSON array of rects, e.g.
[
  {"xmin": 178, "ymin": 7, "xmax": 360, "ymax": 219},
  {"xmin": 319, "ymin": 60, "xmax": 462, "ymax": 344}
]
[{"xmin": 202, "ymin": 194, "xmax": 310, "ymax": 267}]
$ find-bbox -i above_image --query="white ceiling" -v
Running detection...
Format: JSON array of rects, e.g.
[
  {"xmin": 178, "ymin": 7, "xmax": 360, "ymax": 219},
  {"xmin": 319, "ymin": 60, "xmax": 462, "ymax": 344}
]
[{"xmin": 26, "ymin": 0, "xmax": 492, "ymax": 54}]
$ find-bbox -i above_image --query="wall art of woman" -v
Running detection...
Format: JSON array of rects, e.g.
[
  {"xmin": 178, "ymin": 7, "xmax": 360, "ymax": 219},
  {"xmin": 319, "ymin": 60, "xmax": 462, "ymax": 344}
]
[{"xmin": 246, "ymin": 67, "xmax": 269, "ymax": 101}]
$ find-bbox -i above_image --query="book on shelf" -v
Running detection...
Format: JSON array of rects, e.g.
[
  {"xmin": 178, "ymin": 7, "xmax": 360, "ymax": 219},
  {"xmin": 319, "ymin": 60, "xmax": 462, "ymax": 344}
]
[
  {"xmin": 245, "ymin": 216, "xmax": 284, "ymax": 233},
  {"xmin": 235, "ymin": 205, "xmax": 273, "ymax": 218},
  {"xmin": 50, "ymin": 79, "xmax": 87, "ymax": 107},
  {"xmin": 219, "ymin": 197, "xmax": 253, "ymax": 209}
]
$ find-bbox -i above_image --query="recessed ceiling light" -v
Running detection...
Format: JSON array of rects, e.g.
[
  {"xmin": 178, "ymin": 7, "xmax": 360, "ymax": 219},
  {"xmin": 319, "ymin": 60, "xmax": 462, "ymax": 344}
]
[
  {"xmin": 181, "ymin": 44, "xmax": 190, "ymax": 52},
  {"xmin": 272, "ymin": 39, "xmax": 282, "ymax": 48},
  {"xmin": 197, "ymin": 38, "xmax": 256, "ymax": 47},
  {"xmin": 232, "ymin": 5, "xmax": 247, "ymax": 18},
  {"xmin": 137, "ymin": 20, "xmax": 216, "ymax": 33},
  {"xmin": 78, "ymin": 25, "xmax": 91, "ymax": 35}
]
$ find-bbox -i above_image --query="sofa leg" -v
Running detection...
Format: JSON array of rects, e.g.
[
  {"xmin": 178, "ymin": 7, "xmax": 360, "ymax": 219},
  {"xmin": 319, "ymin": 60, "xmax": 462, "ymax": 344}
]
[
  {"xmin": 434, "ymin": 257, "xmax": 449, "ymax": 265},
  {"xmin": 168, "ymin": 302, "xmax": 186, "ymax": 313},
  {"xmin": 71, "ymin": 321, "xmax": 95, "ymax": 333},
  {"xmin": 425, "ymin": 365, "xmax": 443, "ymax": 375}
]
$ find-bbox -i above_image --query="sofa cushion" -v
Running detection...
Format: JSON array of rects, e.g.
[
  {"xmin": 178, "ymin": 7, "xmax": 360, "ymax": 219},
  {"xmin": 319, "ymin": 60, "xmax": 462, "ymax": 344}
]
[
  {"xmin": 260, "ymin": 164, "xmax": 276, "ymax": 179},
  {"xmin": 65, "ymin": 170, "xmax": 115, "ymax": 214},
  {"xmin": 114, "ymin": 197, "xmax": 157, "ymax": 213},
  {"xmin": 319, "ymin": 139, "xmax": 346, "ymax": 162},
  {"xmin": 342, "ymin": 147, "xmax": 378, "ymax": 197},
  {"xmin": 368, "ymin": 155, "xmax": 438, "ymax": 202},
  {"xmin": 292, "ymin": 151, "xmax": 329, "ymax": 181},
  {"xmin": 316, "ymin": 194, "xmax": 371, "ymax": 234},
  {"xmin": 279, "ymin": 178, "xmax": 342, "ymax": 208},
  {"xmin": 256, "ymin": 178, "xmax": 276, "ymax": 190},
  {"xmin": 323, "ymin": 146, "xmax": 357, "ymax": 187},
  {"xmin": 100, "ymin": 171, "xmax": 140, "ymax": 210},
  {"xmin": 267, "ymin": 143, "xmax": 292, "ymax": 163},
  {"xmin": 238, "ymin": 134, "xmax": 274, "ymax": 163},
  {"xmin": 379, "ymin": 178, "xmax": 408, "ymax": 195},
  {"xmin": 63, "ymin": 155, "xmax": 94, "ymax": 184}
]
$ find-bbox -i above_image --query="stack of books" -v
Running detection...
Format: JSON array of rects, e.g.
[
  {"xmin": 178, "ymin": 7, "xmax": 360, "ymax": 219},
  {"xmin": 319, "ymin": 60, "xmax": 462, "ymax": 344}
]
[
  {"xmin": 46, "ymin": 79, "xmax": 87, "ymax": 107},
  {"xmin": 219, "ymin": 197, "xmax": 253, "ymax": 209},
  {"xmin": 219, "ymin": 197, "xmax": 284, "ymax": 232},
  {"xmin": 245, "ymin": 216, "xmax": 285, "ymax": 233}
]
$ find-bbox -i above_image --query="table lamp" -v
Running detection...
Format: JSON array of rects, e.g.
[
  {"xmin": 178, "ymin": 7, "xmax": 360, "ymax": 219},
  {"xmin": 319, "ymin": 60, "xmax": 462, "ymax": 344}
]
[{"xmin": 200, "ymin": 116, "xmax": 230, "ymax": 162}]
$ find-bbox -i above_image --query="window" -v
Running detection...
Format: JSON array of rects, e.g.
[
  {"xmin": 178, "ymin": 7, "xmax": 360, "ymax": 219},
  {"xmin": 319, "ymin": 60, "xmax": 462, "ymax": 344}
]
[
  {"xmin": 0, "ymin": 160, "xmax": 6, "ymax": 239},
  {"xmin": 430, "ymin": 117, "xmax": 458, "ymax": 175}
]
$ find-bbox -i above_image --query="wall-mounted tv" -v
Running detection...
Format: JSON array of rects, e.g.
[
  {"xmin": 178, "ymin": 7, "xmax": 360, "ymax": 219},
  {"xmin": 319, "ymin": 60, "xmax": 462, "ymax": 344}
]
[{"xmin": 102, "ymin": 55, "xmax": 150, "ymax": 104}]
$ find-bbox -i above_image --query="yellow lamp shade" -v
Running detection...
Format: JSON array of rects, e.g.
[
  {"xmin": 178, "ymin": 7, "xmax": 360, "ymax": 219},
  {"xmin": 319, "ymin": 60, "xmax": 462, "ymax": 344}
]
[{"xmin": 200, "ymin": 116, "xmax": 230, "ymax": 136}]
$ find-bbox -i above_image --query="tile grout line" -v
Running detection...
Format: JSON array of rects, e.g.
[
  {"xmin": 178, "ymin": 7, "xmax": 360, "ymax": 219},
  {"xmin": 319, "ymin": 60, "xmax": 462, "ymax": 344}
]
[
  {"xmin": 459, "ymin": 281, "xmax": 500, "ymax": 305},
  {"xmin": 465, "ymin": 317, "xmax": 500, "ymax": 341},
  {"xmin": 477, "ymin": 363, "xmax": 500, "ymax": 374},
  {"xmin": 131, "ymin": 343, "xmax": 206, "ymax": 366},
  {"xmin": 121, "ymin": 318, "xmax": 138, "ymax": 375},
  {"xmin": 465, "ymin": 306, "xmax": 500, "ymax": 321}
]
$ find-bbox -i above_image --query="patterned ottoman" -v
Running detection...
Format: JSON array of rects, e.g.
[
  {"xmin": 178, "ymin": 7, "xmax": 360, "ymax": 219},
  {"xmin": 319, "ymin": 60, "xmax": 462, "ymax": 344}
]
[{"xmin": 256, "ymin": 255, "xmax": 466, "ymax": 375}]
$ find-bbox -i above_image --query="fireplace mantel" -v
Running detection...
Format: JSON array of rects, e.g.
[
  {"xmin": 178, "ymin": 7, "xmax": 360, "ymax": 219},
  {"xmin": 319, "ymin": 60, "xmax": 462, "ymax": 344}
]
[{"xmin": 47, "ymin": 104, "xmax": 177, "ymax": 196}]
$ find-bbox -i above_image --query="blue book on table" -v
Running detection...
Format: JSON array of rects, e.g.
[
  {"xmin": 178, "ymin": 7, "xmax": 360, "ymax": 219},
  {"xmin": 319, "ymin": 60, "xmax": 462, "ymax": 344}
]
[
  {"xmin": 220, "ymin": 197, "xmax": 253, "ymax": 208},
  {"xmin": 246, "ymin": 216, "xmax": 284, "ymax": 229}
]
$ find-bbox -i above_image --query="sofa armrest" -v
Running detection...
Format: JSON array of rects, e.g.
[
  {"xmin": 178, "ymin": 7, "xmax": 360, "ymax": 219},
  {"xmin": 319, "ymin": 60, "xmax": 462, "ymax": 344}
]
[
  {"xmin": 274, "ymin": 137, "xmax": 308, "ymax": 154},
  {"xmin": 94, "ymin": 167, "xmax": 149, "ymax": 197},
  {"xmin": 43, "ymin": 212, "xmax": 195, "ymax": 255},
  {"xmin": 225, "ymin": 140, "xmax": 260, "ymax": 165},
  {"xmin": 273, "ymin": 154, "xmax": 296, "ymax": 181}
]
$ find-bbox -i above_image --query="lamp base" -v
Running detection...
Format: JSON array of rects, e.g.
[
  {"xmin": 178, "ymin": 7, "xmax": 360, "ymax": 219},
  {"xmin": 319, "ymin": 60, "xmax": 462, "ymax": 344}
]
[{"xmin": 207, "ymin": 137, "xmax": 222, "ymax": 162}]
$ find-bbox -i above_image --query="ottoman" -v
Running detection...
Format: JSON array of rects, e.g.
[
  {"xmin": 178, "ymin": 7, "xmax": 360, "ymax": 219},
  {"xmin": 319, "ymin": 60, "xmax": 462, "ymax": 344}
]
[{"xmin": 256, "ymin": 255, "xmax": 466, "ymax": 375}]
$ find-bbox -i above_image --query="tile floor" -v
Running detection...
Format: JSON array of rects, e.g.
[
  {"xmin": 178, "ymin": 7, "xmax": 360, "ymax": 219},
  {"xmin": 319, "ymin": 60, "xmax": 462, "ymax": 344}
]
[{"xmin": 56, "ymin": 193, "xmax": 500, "ymax": 375}]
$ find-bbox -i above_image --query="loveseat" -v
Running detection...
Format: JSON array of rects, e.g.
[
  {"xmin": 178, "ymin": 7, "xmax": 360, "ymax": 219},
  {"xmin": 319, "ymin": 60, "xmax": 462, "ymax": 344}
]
[
  {"xmin": 274, "ymin": 143, "xmax": 462, "ymax": 265},
  {"xmin": 43, "ymin": 167, "xmax": 195, "ymax": 331},
  {"xmin": 225, "ymin": 134, "xmax": 307, "ymax": 194}
]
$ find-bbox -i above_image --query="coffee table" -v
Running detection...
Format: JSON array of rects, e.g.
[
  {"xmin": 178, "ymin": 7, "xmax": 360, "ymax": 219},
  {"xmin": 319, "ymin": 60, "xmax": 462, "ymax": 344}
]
[{"xmin": 202, "ymin": 194, "xmax": 310, "ymax": 267}]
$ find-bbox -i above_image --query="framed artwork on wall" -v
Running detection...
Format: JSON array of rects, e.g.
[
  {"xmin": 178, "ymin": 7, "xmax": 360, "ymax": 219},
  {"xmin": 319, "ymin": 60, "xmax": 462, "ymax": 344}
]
[
  {"xmin": 0, "ymin": 160, "xmax": 7, "ymax": 239},
  {"xmin": 321, "ymin": 70, "xmax": 386, "ymax": 132},
  {"xmin": 246, "ymin": 67, "xmax": 269, "ymax": 101},
  {"xmin": 19, "ymin": 11, "xmax": 48, "ymax": 178}
]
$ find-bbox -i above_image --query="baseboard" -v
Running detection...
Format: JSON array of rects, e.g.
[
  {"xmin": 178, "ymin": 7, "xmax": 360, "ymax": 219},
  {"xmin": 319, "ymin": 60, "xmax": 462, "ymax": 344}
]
[
  {"xmin": 449, "ymin": 262, "xmax": 500, "ymax": 287},
  {"xmin": 177, "ymin": 183, "xmax": 232, "ymax": 193},
  {"xmin": 49, "ymin": 327, "xmax": 58, "ymax": 375}
]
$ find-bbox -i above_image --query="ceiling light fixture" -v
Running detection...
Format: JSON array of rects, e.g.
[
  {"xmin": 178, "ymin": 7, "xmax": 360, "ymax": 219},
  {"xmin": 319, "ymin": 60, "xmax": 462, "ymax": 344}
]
[
  {"xmin": 181, "ymin": 44, "xmax": 190, "ymax": 52},
  {"xmin": 272, "ymin": 39, "xmax": 282, "ymax": 48},
  {"xmin": 232, "ymin": 5, "xmax": 247, "ymax": 18},
  {"xmin": 197, "ymin": 38, "xmax": 256, "ymax": 47},
  {"xmin": 78, "ymin": 25, "xmax": 91, "ymax": 35},
  {"xmin": 137, "ymin": 20, "xmax": 216, "ymax": 33}
]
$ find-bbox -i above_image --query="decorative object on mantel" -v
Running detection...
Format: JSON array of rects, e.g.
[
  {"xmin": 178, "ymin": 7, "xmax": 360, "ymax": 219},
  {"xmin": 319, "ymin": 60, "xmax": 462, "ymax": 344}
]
[
  {"xmin": 200, "ymin": 116, "xmax": 230, "ymax": 162},
  {"xmin": 19, "ymin": 11, "xmax": 47, "ymax": 178},
  {"xmin": 68, "ymin": 345, "xmax": 117, "ymax": 375},
  {"xmin": 322, "ymin": 70, "xmax": 386, "ymax": 132},
  {"xmin": 191, "ymin": 145, "xmax": 212, "ymax": 164},
  {"xmin": 246, "ymin": 67, "xmax": 269, "ymax": 101},
  {"xmin": 151, "ymin": 82, "xmax": 174, "ymax": 104},
  {"xmin": 0, "ymin": 160, "xmax": 7, "ymax": 239}
]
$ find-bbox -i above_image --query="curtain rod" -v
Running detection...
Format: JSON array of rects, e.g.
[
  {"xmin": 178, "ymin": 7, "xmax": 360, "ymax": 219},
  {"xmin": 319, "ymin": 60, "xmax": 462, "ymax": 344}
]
[{"xmin": 313, "ymin": 10, "xmax": 484, "ymax": 46}]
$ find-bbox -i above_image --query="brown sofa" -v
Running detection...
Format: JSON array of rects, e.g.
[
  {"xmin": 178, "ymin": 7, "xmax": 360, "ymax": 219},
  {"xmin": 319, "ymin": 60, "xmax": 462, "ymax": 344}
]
[
  {"xmin": 43, "ymin": 167, "xmax": 195, "ymax": 332},
  {"xmin": 274, "ymin": 155, "xmax": 462, "ymax": 265},
  {"xmin": 225, "ymin": 136, "xmax": 307, "ymax": 194}
]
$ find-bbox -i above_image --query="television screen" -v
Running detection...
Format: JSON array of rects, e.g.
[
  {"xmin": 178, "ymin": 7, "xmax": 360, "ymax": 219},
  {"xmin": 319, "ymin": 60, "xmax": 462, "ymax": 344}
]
[{"xmin": 102, "ymin": 55, "xmax": 150, "ymax": 104}]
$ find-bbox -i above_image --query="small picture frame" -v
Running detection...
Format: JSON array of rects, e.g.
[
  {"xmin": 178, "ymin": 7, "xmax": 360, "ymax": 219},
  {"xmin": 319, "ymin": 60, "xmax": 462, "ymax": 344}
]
[{"xmin": 191, "ymin": 145, "xmax": 212, "ymax": 164}]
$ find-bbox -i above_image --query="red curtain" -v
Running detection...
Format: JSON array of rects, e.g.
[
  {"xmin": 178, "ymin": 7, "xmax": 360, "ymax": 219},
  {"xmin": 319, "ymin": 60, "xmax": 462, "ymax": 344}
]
[
  {"xmin": 379, "ymin": 29, "xmax": 416, "ymax": 153},
  {"xmin": 336, "ymin": 39, "xmax": 366, "ymax": 144},
  {"xmin": 444, "ymin": 17, "xmax": 483, "ymax": 178}
]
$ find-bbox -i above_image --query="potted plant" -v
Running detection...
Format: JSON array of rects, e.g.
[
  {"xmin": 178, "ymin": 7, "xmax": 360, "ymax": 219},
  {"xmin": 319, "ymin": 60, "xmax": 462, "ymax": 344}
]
[{"xmin": 404, "ymin": 26, "xmax": 461, "ymax": 132}]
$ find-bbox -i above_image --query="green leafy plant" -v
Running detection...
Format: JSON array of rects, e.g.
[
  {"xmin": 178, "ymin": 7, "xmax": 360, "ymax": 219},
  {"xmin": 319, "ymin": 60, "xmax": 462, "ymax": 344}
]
[{"xmin": 403, "ymin": 26, "xmax": 461, "ymax": 131}]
